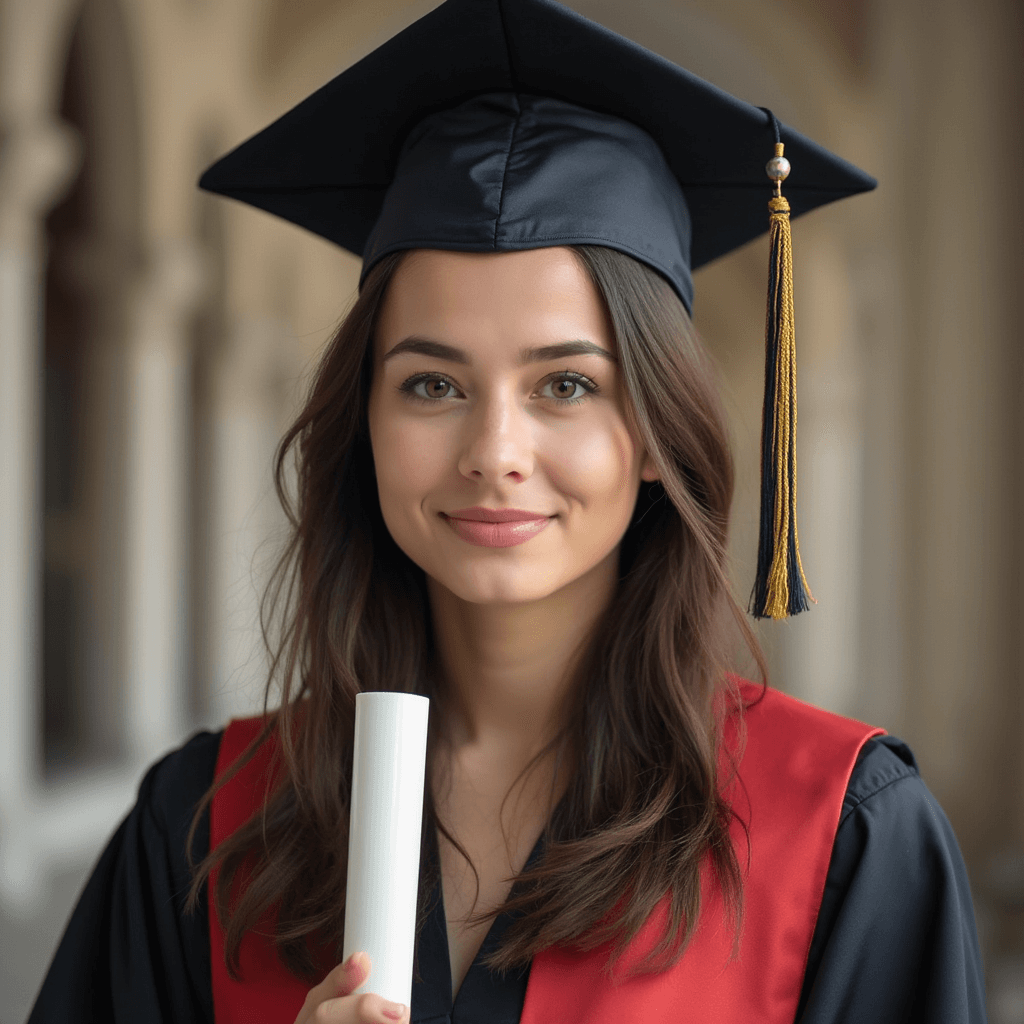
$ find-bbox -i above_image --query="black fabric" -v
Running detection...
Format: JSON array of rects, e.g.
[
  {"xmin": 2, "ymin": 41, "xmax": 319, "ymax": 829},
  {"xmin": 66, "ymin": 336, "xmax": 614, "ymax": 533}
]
[
  {"xmin": 27, "ymin": 729, "xmax": 219, "ymax": 1024},
  {"xmin": 28, "ymin": 732, "xmax": 986, "ymax": 1023},
  {"xmin": 796, "ymin": 735, "xmax": 987, "ymax": 1023},
  {"xmin": 360, "ymin": 91, "xmax": 697, "ymax": 311},
  {"xmin": 411, "ymin": 828, "xmax": 535, "ymax": 1024},
  {"xmin": 198, "ymin": 0, "xmax": 876, "ymax": 313}
]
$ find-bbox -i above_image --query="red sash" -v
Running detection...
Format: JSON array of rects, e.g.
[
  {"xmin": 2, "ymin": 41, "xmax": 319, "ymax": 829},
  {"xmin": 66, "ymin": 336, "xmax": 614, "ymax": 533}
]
[{"xmin": 209, "ymin": 682, "xmax": 883, "ymax": 1022}]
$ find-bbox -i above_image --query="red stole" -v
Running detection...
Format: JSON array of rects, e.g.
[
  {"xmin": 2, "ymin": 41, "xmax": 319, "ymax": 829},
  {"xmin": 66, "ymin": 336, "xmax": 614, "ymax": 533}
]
[{"xmin": 208, "ymin": 683, "xmax": 883, "ymax": 1023}]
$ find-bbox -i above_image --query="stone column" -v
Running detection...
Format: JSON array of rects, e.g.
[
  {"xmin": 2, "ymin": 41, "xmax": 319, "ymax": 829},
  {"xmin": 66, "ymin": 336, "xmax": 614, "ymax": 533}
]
[
  {"xmin": 123, "ymin": 240, "xmax": 207, "ymax": 763},
  {"xmin": 778, "ymin": 225, "xmax": 865, "ymax": 718},
  {"xmin": 0, "ymin": 118, "xmax": 80, "ymax": 911},
  {"xmin": 206, "ymin": 316, "xmax": 289, "ymax": 728}
]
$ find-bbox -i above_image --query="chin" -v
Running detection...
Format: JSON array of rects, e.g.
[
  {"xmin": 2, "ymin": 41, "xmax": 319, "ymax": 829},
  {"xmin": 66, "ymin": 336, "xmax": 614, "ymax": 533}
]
[{"xmin": 429, "ymin": 564, "xmax": 568, "ymax": 606}]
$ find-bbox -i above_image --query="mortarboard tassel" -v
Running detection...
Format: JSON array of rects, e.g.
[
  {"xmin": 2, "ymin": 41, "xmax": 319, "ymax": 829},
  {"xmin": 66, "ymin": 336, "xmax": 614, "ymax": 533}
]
[{"xmin": 750, "ymin": 111, "xmax": 815, "ymax": 620}]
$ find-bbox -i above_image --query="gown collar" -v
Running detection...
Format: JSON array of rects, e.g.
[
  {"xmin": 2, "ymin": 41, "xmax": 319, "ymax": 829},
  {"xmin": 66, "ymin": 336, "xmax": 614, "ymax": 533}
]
[{"xmin": 410, "ymin": 827, "xmax": 545, "ymax": 1024}]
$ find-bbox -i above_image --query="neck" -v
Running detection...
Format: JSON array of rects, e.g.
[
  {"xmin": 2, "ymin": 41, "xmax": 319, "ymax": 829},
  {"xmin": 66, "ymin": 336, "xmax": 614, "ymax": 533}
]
[{"xmin": 426, "ymin": 552, "xmax": 618, "ymax": 759}]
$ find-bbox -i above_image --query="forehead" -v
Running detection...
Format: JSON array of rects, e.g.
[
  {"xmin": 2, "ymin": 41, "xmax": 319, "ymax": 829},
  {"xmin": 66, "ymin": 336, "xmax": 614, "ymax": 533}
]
[{"xmin": 374, "ymin": 247, "xmax": 611, "ymax": 357}]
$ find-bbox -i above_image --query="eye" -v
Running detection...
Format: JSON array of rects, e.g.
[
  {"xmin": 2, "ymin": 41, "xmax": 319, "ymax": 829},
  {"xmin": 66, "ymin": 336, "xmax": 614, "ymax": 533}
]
[
  {"xmin": 538, "ymin": 373, "xmax": 598, "ymax": 405},
  {"xmin": 398, "ymin": 374, "xmax": 459, "ymax": 402},
  {"xmin": 396, "ymin": 371, "xmax": 601, "ymax": 406}
]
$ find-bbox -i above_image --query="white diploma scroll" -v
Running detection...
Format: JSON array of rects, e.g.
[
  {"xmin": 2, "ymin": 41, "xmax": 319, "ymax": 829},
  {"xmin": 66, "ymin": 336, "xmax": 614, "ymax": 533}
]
[{"xmin": 343, "ymin": 691, "xmax": 430, "ymax": 1008}]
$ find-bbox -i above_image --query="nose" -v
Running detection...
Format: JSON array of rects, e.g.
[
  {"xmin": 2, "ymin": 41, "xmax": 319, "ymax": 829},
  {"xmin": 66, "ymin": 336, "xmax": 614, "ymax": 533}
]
[{"xmin": 455, "ymin": 386, "xmax": 536, "ymax": 484}]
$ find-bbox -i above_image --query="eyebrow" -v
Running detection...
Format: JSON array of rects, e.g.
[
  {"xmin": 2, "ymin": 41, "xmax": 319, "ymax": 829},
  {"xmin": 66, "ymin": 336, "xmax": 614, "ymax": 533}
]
[{"xmin": 381, "ymin": 336, "xmax": 618, "ymax": 366}]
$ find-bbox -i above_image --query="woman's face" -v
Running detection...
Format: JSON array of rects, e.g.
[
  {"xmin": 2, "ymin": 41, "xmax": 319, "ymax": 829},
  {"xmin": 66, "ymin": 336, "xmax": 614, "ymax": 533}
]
[{"xmin": 367, "ymin": 247, "xmax": 658, "ymax": 606}]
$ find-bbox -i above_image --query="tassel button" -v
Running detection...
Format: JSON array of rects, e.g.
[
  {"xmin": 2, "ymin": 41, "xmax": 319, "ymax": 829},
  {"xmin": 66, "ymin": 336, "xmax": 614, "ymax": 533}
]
[
  {"xmin": 766, "ymin": 154, "xmax": 791, "ymax": 181},
  {"xmin": 765, "ymin": 140, "xmax": 786, "ymax": 180},
  {"xmin": 766, "ymin": 142, "xmax": 790, "ymax": 195}
]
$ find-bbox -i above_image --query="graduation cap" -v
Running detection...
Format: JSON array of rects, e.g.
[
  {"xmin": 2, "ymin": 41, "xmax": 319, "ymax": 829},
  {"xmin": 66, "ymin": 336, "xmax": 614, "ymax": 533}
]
[{"xmin": 199, "ymin": 0, "xmax": 876, "ymax": 619}]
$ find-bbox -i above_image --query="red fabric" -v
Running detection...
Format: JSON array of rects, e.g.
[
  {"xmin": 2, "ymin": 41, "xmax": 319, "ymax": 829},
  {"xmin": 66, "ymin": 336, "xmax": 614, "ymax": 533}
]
[
  {"xmin": 209, "ymin": 682, "xmax": 883, "ymax": 1023},
  {"xmin": 208, "ymin": 715, "xmax": 312, "ymax": 1023},
  {"xmin": 520, "ymin": 683, "xmax": 884, "ymax": 1023}
]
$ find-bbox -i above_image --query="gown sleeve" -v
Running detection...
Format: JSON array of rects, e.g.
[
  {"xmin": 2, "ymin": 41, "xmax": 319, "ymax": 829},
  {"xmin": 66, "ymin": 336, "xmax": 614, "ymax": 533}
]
[
  {"xmin": 796, "ymin": 735, "xmax": 987, "ymax": 1023},
  {"xmin": 27, "ymin": 729, "xmax": 222, "ymax": 1024}
]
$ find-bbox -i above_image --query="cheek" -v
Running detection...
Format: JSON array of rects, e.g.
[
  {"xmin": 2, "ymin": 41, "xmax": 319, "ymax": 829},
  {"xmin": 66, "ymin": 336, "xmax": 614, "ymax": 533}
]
[
  {"xmin": 546, "ymin": 419, "xmax": 638, "ymax": 507},
  {"xmin": 370, "ymin": 416, "xmax": 449, "ymax": 513}
]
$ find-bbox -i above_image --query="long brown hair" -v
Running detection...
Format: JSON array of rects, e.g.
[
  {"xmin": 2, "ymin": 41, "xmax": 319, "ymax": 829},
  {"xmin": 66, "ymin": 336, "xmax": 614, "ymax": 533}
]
[{"xmin": 184, "ymin": 244, "xmax": 766, "ymax": 982}]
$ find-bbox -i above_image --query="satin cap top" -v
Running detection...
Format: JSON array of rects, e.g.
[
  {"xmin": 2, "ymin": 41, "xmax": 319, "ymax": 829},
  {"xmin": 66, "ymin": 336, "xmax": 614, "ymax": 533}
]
[
  {"xmin": 364, "ymin": 92, "xmax": 695, "ymax": 308},
  {"xmin": 198, "ymin": 0, "xmax": 876, "ymax": 312}
]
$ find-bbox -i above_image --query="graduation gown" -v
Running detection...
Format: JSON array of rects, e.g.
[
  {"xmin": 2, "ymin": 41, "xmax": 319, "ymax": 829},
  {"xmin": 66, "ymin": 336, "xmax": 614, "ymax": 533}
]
[{"xmin": 28, "ymin": 687, "xmax": 987, "ymax": 1023}]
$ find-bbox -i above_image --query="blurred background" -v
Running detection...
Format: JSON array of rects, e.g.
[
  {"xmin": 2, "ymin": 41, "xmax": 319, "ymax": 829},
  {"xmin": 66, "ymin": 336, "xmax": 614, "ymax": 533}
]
[{"xmin": 0, "ymin": 0, "xmax": 1021, "ymax": 1019}]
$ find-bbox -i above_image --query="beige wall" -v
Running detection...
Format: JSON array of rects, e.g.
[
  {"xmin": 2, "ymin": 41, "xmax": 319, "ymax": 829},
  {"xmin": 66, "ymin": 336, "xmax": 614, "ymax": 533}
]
[{"xmin": 1, "ymin": 0, "xmax": 1021, "ymax": 1018}]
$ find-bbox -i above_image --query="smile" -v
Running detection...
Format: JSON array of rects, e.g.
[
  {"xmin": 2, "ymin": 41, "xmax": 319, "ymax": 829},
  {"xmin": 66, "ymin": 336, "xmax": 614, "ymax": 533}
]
[{"xmin": 440, "ymin": 513, "xmax": 553, "ymax": 548}]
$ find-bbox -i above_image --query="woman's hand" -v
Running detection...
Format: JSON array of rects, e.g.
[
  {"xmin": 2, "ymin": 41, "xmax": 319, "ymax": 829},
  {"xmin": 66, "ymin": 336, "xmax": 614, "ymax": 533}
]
[{"xmin": 293, "ymin": 952, "xmax": 410, "ymax": 1024}]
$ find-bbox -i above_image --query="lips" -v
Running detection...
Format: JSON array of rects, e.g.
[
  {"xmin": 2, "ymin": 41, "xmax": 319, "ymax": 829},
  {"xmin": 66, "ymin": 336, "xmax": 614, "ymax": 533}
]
[
  {"xmin": 444, "ymin": 507, "xmax": 550, "ymax": 523},
  {"xmin": 440, "ymin": 508, "xmax": 554, "ymax": 548}
]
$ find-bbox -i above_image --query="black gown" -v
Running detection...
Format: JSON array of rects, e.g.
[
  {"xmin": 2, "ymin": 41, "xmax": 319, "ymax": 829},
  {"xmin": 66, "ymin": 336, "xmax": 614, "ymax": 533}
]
[{"xmin": 27, "ymin": 729, "xmax": 987, "ymax": 1023}]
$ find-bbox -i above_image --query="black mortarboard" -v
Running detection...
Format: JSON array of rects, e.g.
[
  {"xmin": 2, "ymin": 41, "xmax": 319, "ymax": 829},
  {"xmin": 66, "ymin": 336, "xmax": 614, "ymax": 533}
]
[{"xmin": 199, "ymin": 0, "xmax": 877, "ymax": 618}]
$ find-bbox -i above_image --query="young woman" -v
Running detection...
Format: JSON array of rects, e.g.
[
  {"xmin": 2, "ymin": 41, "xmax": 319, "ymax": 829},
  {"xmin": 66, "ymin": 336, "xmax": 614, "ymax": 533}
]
[{"xmin": 29, "ymin": 1, "xmax": 986, "ymax": 1022}]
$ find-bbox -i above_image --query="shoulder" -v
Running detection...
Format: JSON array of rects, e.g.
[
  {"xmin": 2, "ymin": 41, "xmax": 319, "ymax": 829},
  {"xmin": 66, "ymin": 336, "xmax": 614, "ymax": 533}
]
[
  {"xmin": 820, "ymin": 731, "xmax": 978, "ymax": 949},
  {"xmin": 138, "ymin": 729, "xmax": 224, "ymax": 842},
  {"xmin": 799, "ymin": 735, "xmax": 987, "ymax": 1020},
  {"xmin": 205, "ymin": 714, "xmax": 287, "ymax": 848},
  {"xmin": 214, "ymin": 714, "xmax": 275, "ymax": 773},
  {"xmin": 836, "ymin": 734, "xmax": 965, "ymax": 870},
  {"xmin": 736, "ymin": 687, "xmax": 949, "ymax": 848},
  {"xmin": 734, "ymin": 683, "xmax": 916, "ymax": 802},
  {"xmin": 26, "ymin": 730, "xmax": 225, "ymax": 1023},
  {"xmin": 730, "ymin": 683, "xmax": 884, "ymax": 803},
  {"xmin": 738, "ymin": 680, "xmax": 884, "ymax": 747},
  {"xmin": 144, "ymin": 728, "xmax": 223, "ymax": 804},
  {"xmin": 842, "ymin": 734, "xmax": 921, "ymax": 821}
]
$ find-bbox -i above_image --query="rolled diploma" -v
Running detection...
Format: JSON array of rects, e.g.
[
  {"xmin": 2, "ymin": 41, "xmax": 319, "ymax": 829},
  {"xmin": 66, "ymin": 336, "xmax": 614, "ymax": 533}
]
[{"xmin": 343, "ymin": 692, "xmax": 430, "ymax": 1008}]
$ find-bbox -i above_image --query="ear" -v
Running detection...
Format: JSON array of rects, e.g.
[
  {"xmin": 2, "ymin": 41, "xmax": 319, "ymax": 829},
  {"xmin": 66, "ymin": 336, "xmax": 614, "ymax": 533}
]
[{"xmin": 640, "ymin": 452, "xmax": 659, "ymax": 483}]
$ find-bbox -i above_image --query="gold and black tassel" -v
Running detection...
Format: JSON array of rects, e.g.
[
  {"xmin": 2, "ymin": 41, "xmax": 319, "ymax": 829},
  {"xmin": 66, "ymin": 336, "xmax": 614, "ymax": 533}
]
[{"xmin": 750, "ymin": 111, "xmax": 814, "ymax": 620}]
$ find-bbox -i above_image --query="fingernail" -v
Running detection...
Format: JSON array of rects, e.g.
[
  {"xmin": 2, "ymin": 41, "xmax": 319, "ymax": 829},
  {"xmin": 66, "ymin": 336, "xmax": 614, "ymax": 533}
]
[
  {"xmin": 346, "ymin": 951, "xmax": 367, "ymax": 974},
  {"xmin": 382, "ymin": 1001, "xmax": 405, "ymax": 1020}
]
